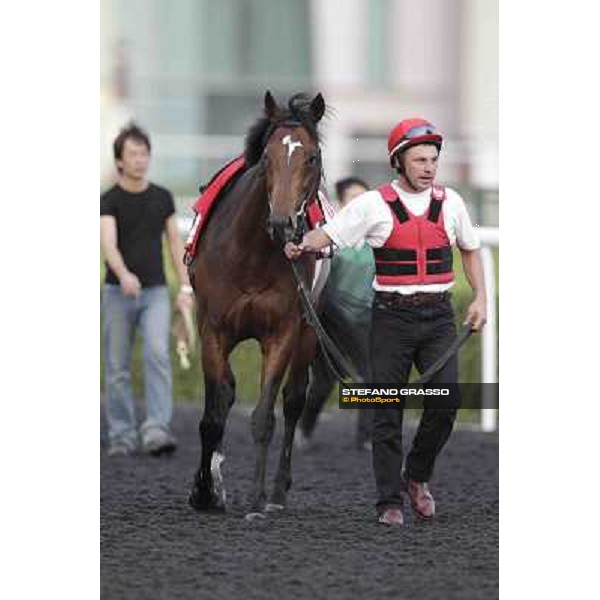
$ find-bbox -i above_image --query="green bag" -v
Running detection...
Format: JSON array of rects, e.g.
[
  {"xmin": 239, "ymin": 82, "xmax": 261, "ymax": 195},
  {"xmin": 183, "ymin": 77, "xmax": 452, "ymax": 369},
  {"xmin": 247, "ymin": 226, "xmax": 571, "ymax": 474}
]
[
  {"xmin": 318, "ymin": 246, "xmax": 375, "ymax": 379},
  {"xmin": 322, "ymin": 245, "xmax": 375, "ymax": 319}
]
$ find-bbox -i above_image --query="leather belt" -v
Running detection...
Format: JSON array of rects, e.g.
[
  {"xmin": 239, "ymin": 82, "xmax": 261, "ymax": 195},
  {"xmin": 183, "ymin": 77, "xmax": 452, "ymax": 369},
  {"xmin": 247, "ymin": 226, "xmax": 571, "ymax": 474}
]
[{"xmin": 375, "ymin": 291, "xmax": 451, "ymax": 309}]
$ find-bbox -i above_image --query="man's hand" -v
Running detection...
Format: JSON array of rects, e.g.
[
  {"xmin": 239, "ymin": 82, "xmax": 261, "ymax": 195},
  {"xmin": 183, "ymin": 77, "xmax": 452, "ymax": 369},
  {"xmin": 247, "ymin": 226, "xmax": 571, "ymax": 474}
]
[
  {"xmin": 284, "ymin": 229, "xmax": 333, "ymax": 259},
  {"xmin": 119, "ymin": 272, "xmax": 141, "ymax": 297},
  {"xmin": 464, "ymin": 296, "xmax": 487, "ymax": 331},
  {"xmin": 284, "ymin": 241, "xmax": 304, "ymax": 260}
]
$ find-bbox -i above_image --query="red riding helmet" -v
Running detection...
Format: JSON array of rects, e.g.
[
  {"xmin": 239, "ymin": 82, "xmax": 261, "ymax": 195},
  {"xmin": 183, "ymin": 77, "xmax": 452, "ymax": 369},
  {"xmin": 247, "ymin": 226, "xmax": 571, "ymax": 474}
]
[{"xmin": 387, "ymin": 118, "xmax": 443, "ymax": 166}]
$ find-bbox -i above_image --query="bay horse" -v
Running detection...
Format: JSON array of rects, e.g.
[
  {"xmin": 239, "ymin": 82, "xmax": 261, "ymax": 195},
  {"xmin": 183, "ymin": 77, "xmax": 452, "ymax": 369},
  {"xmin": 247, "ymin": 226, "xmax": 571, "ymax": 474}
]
[{"xmin": 188, "ymin": 91, "xmax": 326, "ymax": 518}]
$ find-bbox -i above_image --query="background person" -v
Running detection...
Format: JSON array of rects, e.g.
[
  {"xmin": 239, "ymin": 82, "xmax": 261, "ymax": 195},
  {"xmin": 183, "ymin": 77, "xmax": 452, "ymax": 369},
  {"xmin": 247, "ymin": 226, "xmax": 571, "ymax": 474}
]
[
  {"xmin": 298, "ymin": 177, "xmax": 375, "ymax": 451},
  {"xmin": 285, "ymin": 118, "xmax": 486, "ymax": 526},
  {"xmin": 100, "ymin": 122, "xmax": 194, "ymax": 456}
]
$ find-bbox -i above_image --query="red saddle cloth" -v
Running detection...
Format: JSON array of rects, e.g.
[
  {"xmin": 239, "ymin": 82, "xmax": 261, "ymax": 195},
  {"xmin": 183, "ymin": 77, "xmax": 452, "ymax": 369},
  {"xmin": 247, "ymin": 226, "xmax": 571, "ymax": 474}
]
[
  {"xmin": 183, "ymin": 156, "xmax": 327, "ymax": 265},
  {"xmin": 183, "ymin": 156, "xmax": 246, "ymax": 263}
]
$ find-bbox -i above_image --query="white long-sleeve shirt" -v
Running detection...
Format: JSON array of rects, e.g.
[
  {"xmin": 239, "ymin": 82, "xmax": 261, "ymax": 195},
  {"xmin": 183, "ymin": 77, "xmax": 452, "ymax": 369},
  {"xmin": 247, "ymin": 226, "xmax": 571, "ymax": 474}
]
[{"xmin": 321, "ymin": 181, "xmax": 480, "ymax": 295}]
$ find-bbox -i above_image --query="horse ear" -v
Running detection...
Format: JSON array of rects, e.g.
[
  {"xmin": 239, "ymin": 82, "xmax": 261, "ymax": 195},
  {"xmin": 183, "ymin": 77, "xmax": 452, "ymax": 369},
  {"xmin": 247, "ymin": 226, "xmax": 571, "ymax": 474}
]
[
  {"xmin": 264, "ymin": 90, "xmax": 278, "ymax": 119},
  {"xmin": 310, "ymin": 93, "xmax": 326, "ymax": 123}
]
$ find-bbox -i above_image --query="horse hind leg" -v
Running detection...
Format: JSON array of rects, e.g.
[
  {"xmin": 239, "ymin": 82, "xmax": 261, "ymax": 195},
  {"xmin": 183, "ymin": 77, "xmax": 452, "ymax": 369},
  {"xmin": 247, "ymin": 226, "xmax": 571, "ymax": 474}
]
[
  {"xmin": 189, "ymin": 333, "xmax": 235, "ymax": 512},
  {"xmin": 267, "ymin": 327, "xmax": 316, "ymax": 511}
]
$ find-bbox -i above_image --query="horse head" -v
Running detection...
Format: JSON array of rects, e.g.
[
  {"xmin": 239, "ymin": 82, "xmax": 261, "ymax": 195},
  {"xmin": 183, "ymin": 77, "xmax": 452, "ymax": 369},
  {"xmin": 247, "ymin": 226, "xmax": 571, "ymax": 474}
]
[{"xmin": 256, "ymin": 91, "xmax": 326, "ymax": 245}]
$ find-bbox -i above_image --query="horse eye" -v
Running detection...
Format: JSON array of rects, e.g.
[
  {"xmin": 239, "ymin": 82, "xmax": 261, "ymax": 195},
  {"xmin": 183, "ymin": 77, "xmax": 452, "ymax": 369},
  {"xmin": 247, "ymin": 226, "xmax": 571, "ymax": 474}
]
[{"xmin": 308, "ymin": 153, "xmax": 318, "ymax": 166}]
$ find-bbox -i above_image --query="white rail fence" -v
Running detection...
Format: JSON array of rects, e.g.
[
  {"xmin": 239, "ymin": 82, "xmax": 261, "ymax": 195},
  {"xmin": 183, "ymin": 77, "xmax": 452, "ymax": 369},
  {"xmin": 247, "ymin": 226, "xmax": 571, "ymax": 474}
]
[{"xmin": 476, "ymin": 227, "xmax": 499, "ymax": 432}]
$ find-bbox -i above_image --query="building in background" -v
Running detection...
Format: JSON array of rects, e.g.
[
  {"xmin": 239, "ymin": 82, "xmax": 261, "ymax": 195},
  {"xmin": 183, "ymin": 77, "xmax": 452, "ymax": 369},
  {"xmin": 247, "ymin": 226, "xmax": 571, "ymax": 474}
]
[{"xmin": 100, "ymin": 0, "xmax": 498, "ymax": 225}]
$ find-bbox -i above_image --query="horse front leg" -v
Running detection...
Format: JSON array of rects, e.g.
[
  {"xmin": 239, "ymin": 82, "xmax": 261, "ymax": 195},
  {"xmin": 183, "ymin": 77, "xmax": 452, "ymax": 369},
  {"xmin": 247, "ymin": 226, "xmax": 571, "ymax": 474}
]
[
  {"xmin": 268, "ymin": 326, "xmax": 317, "ymax": 511},
  {"xmin": 189, "ymin": 330, "xmax": 235, "ymax": 512},
  {"xmin": 246, "ymin": 329, "xmax": 297, "ymax": 519}
]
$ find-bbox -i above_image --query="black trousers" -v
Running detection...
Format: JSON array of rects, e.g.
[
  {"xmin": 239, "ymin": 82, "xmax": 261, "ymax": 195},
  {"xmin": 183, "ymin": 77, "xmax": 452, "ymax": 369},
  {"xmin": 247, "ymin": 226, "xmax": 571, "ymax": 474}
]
[{"xmin": 370, "ymin": 294, "xmax": 459, "ymax": 512}]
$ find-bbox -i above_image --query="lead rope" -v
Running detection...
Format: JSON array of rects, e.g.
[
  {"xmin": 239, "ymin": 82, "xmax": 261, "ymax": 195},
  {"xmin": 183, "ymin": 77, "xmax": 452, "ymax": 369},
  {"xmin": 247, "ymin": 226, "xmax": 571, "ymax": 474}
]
[
  {"xmin": 413, "ymin": 323, "xmax": 475, "ymax": 384},
  {"xmin": 287, "ymin": 256, "xmax": 364, "ymax": 384},
  {"xmin": 289, "ymin": 251, "xmax": 474, "ymax": 386}
]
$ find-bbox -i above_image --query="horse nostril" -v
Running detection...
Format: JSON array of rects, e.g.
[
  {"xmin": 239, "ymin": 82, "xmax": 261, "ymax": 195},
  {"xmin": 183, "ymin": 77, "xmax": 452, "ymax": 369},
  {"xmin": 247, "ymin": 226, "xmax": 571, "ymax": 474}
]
[{"xmin": 269, "ymin": 215, "xmax": 290, "ymax": 228}]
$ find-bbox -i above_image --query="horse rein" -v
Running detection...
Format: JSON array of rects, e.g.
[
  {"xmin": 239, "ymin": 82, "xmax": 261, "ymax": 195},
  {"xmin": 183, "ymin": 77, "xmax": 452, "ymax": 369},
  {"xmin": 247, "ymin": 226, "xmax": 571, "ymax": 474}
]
[
  {"xmin": 287, "ymin": 249, "xmax": 475, "ymax": 386},
  {"xmin": 412, "ymin": 323, "xmax": 475, "ymax": 384},
  {"xmin": 287, "ymin": 255, "xmax": 364, "ymax": 384}
]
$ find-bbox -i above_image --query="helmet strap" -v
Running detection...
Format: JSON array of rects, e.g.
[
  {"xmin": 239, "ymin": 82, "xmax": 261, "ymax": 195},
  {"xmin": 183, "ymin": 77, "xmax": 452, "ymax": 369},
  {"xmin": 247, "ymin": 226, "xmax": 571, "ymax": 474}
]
[
  {"xmin": 392, "ymin": 152, "xmax": 404, "ymax": 174},
  {"xmin": 400, "ymin": 172, "xmax": 421, "ymax": 193},
  {"xmin": 393, "ymin": 152, "xmax": 420, "ymax": 192}
]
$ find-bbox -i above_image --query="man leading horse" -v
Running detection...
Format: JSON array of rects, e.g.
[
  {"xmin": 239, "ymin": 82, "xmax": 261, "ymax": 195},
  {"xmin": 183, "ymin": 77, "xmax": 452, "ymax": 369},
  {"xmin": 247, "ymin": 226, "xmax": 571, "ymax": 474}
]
[{"xmin": 285, "ymin": 118, "xmax": 487, "ymax": 526}]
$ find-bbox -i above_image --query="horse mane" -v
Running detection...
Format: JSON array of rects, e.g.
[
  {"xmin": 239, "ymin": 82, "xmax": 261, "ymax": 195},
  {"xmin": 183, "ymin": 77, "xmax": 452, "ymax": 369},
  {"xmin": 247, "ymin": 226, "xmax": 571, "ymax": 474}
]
[{"xmin": 244, "ymin": 93, "xmax": 323, "ymax": 167}]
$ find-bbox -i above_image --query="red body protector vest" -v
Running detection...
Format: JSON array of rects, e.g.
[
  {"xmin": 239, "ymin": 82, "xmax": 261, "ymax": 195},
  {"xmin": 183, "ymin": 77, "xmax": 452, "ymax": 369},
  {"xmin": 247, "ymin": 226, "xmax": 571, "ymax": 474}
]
[{"xmin": 374, "ymin": 184, "xmax": 454, "ymax": 286}]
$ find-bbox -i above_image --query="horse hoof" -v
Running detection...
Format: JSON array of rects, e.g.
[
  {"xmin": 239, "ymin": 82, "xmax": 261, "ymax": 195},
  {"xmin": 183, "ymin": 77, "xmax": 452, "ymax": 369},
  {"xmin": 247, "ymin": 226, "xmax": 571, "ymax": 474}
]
[
  {"xmin": 190, "ymin": 503, "xmax": 226, "ymax": 513},
  {"xmin": 264, "ymin": 503, "xmax": 285, "ymax": 513},
  {"xmin": 294, "ymin": 431, "xmax": 312, "ymax": 451},
  {"xmin": 188, "ymin": 486, "xmax": 226, "ymax": 512},
  {"xmin": 188, "ymin": 495, "xmax": 225, "ymax": 512},
  {"xmin": 244, "ymin": 512, "xmax": 266, "ymax": 522},
  {"xmin": 189, "ymin": 493, "xmax": 206, "ymax": 511}
]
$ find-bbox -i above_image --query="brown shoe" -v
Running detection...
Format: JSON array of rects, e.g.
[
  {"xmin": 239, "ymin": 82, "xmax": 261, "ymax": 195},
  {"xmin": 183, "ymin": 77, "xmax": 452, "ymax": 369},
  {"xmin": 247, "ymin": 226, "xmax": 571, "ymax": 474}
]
[
  {"xmin": 406, "ymin": 480, "xmax": 436, "ymax": 519},
  {"xmin": 378, "ymin": 508, "xmax": 404, "ymax": 526}
]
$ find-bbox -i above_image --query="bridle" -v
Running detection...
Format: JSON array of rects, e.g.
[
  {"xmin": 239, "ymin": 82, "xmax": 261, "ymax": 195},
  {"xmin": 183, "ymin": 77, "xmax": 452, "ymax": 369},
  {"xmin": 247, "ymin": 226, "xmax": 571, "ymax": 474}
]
[
  {"xmin": 257, "ymin": 122, "xmax": 365, "ymax": 382},
  {"xmin": 261, "ymin": 121, "xmax": 323, "ymax": 246}
]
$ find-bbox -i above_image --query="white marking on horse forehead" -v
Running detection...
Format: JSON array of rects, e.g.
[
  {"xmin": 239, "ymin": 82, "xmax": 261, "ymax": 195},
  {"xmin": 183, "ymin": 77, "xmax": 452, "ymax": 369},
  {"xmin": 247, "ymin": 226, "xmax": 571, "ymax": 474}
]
[{"xmin": 282, "ymin": 134, "xmax": 303, "ymax": 164}]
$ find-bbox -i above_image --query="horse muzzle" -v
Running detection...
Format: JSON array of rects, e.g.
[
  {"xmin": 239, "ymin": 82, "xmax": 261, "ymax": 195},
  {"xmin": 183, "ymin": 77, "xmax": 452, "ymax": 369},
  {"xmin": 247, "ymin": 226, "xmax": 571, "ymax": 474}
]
[{"xmin": 267, "ymin": 214, "xmax": 296, "ymax": 245}]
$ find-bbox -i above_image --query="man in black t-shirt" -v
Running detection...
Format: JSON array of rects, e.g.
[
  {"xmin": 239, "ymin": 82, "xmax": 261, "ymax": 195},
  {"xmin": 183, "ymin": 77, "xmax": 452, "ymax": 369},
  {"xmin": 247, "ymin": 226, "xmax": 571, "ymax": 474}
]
[{"xmin": 100, "ymin": 123, "xmax": 193, "ymax": 456}]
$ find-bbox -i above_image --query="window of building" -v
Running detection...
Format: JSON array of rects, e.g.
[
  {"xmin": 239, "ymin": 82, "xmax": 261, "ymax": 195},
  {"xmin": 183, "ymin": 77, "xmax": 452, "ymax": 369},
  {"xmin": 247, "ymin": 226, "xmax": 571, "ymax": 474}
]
[
  {"xmin": 201, "ymin": 0, "xmax": 312, "ymax": 86},
  {"xmin": 367, "ymin": 0, "xmax": 389, "ymax": 88}
]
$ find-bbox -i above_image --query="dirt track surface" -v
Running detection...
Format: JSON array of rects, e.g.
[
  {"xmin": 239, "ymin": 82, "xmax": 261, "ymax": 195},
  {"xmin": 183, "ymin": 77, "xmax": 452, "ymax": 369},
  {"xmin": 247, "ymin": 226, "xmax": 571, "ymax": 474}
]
[{"xmin": 101, "ymin": 402, "xmax": 498, "ymax": 600}]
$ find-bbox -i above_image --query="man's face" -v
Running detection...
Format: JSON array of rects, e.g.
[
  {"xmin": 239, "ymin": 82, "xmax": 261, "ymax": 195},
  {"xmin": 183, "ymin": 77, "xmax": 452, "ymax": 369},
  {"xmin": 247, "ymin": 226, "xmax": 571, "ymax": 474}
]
[
  {"xmin": 339, "ymin": 184, "xmax": 368, "ymax": 207},
  {"xmin": 401, "ymin": 144, "xmax": 439, "ymax": 192},
  {"xmin": 117, "ymin": 138, "xmax": 150, "ymax": 180}
]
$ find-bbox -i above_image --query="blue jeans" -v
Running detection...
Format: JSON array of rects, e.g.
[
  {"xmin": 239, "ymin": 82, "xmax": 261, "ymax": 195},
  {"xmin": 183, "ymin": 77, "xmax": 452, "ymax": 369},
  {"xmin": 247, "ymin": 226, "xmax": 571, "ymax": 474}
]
[{"xmin": 102, "ymin": 284, "xmax": 173, "ymax": 445}]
